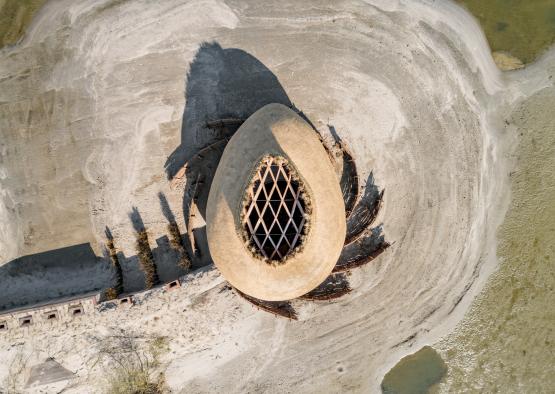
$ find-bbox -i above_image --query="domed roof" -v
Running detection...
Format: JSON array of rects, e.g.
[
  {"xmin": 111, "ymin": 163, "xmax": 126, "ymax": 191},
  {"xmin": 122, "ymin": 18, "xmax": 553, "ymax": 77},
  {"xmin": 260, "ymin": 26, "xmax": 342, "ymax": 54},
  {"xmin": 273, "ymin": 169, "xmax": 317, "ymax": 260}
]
[{"xmin": 206, "ymin": 104, "xmax": 346, "ymax": 301}]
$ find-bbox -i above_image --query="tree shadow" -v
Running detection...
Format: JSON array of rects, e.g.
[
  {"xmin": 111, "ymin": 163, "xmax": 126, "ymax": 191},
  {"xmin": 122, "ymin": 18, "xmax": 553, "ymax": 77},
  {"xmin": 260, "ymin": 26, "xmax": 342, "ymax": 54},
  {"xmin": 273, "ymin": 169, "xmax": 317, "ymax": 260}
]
[
  {"xmin": 129, "ymin": 206, "xmax": 146, "ymax": 233},
  {"xmin": 0, "ymin": 243, "xmax": 111, "ymax": 311},
  {"xmin": 104, "ymin": 226, "xmax": 114, "ymax": 241},
  {"xmin": 104, "ymin": 225, "xmax": 124, "ymax": 295},
  {"xmin": 158, "ymin": 192, "xmax": 176, "ymax": 225}
]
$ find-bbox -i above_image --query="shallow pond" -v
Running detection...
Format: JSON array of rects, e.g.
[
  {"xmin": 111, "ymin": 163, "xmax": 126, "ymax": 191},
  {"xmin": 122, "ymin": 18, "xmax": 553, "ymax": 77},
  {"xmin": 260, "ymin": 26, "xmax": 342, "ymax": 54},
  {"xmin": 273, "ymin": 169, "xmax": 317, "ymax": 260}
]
[
  {"xmin": 435, "ymin": 86, "xmax": 555, "ymax": 392},
  {"xmin": 381, "ymin": 347, "xmax": 447, "ymax": 394},
  {"xmin": 457, "ymin": 0, "xmax": 555, "ymax": 64}
]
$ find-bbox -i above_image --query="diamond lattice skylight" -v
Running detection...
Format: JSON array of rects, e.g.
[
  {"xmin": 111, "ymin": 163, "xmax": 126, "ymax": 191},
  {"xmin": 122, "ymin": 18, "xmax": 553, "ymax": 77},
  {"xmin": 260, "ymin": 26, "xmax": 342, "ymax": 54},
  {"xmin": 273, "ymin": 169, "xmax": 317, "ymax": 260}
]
[{"xmin": 243, "ymin": 157, "xmax": 307, "ymax": 261}]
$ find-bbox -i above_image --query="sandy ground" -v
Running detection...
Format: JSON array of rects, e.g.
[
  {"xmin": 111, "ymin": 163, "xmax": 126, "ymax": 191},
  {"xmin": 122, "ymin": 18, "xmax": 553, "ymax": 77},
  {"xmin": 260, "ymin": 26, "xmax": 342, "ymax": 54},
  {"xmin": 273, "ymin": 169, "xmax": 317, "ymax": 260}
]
[
  {"xmin": 0, "ymin": 0, "xmax": 549, "ymax": 392},
  {"xmin": 436, "ymin": 49, "xmax": 555, "ymax": 393}
]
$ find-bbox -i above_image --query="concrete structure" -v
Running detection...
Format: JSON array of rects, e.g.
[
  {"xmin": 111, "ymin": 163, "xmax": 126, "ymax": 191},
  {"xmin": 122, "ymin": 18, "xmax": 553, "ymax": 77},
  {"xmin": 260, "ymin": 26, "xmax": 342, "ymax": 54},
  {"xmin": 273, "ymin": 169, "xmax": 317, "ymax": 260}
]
[
  {"xmin": 0, "ymin": 293, "xmax": 98, "ymax": 333},
  {"xmin": 25, "ymin": 358, "xmax": 74, "ymax": 388},
  {"xmin": 206, "ymin": 104, "xmax": 346, "ymax": 301}
]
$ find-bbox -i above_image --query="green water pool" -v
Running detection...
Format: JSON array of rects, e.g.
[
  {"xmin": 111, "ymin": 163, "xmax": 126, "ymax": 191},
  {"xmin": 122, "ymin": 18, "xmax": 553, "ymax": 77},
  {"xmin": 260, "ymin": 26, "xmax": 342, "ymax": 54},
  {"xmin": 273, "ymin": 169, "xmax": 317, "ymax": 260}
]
[
  {"xmin": 457, "ymin": 0, "xmax": 555, "ymax": 64},
  {"xmin": 435, "ymin": 86, "xmax": 555, "ymax": 393}
]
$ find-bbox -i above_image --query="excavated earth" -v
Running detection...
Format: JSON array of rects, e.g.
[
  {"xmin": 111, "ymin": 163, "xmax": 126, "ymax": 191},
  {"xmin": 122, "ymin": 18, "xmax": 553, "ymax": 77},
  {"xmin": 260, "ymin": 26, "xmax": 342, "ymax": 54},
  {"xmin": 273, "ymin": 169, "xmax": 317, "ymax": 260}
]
[{"xmin": 0, "ymin": 0, "xmax": 551, "ymax": 392}]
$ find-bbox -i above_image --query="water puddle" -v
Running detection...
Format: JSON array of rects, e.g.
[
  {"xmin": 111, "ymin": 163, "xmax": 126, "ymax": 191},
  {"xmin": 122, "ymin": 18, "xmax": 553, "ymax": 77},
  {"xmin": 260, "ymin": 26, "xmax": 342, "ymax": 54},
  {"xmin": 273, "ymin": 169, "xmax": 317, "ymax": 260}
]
[
  {"xmin": 456, "ymin": 0, "xmax": 555, "ymax": 65},
  {"xmin": 381, "ymin": 346, "xmax": 447, "ymax": 394}
]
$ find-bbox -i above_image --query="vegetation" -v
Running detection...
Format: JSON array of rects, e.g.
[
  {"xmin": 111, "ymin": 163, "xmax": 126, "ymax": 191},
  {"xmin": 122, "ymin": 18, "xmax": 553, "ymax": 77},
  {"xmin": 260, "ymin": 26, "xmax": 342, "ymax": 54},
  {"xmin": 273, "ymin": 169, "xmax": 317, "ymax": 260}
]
[
  {"xmin": 456, "ymin": 0, "xmax": 555, "ymax": 64},
  {"xmin": 0, "ymin": 0, "xmax": 46, "ymax": 49},
  {"xmin": 135, "ymin": 230, "xmax": 159, "ymax": 289},
  {"xmin": 97, "ymin": 334, "xmax": 168, "ymax": 394},
  {"xmin": 168, "ymin": 222, "xmax": 192, "ymax": 271},
  {"xmin": 105, "ymin": 287, "xmax": 118, "ymax": 301},
  {"xmin": 106, "ymin": 367, "xmax": 164, "ymax": 394},
  {"xmin": 106, "ymin": 233, "xmax": 124, "ymax": 296},
  {"xmin": 158, "ymin": 192, "xmax": 192, "ymax": 271}
]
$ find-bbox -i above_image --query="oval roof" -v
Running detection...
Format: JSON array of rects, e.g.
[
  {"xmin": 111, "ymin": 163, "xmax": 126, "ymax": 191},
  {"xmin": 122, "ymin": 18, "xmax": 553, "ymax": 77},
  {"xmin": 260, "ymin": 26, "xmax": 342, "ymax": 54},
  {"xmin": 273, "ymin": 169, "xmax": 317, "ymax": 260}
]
[{"xmin": 206, "ymin": 103, "xmax": 346, "ymax": 301}]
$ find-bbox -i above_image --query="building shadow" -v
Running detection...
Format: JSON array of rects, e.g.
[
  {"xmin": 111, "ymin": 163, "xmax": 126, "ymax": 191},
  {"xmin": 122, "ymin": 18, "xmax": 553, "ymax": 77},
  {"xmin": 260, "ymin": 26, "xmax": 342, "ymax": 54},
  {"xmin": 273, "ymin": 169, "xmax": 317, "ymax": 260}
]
[
  {"xmin": 0, "ymin": 243, "xmax": 111, "ymax": 311},
  {"xmin": 0, "ymin": 233, "xmax": 193, "ymax": 312},
  {"xmin": 164, "ymin": 41, "xmax": 295, "ymax": 180},
  {"xmin": 166, "ymin": 42, "xmax": 302, "ymax": 267}
]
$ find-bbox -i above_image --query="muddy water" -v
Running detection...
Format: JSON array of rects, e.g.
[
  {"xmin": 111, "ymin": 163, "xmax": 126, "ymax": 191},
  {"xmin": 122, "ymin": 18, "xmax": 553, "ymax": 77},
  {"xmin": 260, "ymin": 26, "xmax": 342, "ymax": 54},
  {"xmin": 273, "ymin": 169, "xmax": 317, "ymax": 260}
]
[
  {"xmin": 0, "ymin": 0, "xmax": 46, "ymax": 48},
  {"xmin": 435, "ymin": 87, "xmax": 555, "ymax": 392},
  {"xmin": 428, "ymin": 3, "xmax": 555, "ymax": 392},
  {"xmin": 456, "ymin": 0, "xmax": 555, "ymax": 64},
  {"xmin": 381, "ymin": 347, "xmax": 447, "ymax": 394}
]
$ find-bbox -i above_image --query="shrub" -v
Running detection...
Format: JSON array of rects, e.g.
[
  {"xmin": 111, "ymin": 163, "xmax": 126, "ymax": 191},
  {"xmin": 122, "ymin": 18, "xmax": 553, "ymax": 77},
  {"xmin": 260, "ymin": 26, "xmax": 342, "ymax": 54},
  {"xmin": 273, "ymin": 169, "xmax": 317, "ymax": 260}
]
[
  {"xmin": 106, "ymin": 238, "xmax": 124, "ymax": 295},
  {"xmin": 167, "ymin": 222, "xmax": 191, "ymax": 271},
  {"xmin": 105, "ymin": 287, "xmax": 118, "ymax": 301},
  {"xmin": 98, "ymin": 334, "xmax": 168, "ymax": 394},
  {"xmin": 135, "ymin": 230, "xmax": 159, "ymax": 289},
  {"xmin": 106, "ymin": 369, "xmax": 163, "ymax": 394}
]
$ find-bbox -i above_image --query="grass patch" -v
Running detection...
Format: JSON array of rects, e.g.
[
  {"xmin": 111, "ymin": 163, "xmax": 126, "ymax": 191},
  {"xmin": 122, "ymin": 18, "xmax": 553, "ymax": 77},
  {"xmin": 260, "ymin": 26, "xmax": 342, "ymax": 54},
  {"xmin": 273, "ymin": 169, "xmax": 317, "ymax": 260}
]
[
  {"xmin": 0, "ymin": 0, "xmax": 46, "ymax": 49},
  {"xmin": 97, "ymin": 334, "xmax": 169, "ymax": 394},
  {"xmin": 168, "ymin": 222, "xmax": 192, "ymax": 271},
  {"xmin": 135, "ymin": 230, "xmax": 160, "ymax": 289},
  {"xmin": 457, "ymin": 0, "xmax": 555, "ymax": 64},
  {"xmin": 106, "ymin": 234, "xmax": 124, "ymax": 296}
]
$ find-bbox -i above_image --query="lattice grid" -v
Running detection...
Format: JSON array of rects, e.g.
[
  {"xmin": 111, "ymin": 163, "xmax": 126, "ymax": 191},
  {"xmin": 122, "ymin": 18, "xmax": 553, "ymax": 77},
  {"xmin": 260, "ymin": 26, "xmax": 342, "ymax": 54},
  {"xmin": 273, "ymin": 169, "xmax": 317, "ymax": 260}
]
[{"xmin": 243, "ymin": 157, "xmax": 307, "ymax": 261}]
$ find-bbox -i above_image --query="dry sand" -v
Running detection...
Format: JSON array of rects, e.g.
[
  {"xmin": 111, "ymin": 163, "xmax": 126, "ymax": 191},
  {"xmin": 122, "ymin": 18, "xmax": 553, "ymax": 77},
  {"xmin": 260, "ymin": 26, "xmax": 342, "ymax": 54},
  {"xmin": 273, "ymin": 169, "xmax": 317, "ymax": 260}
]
[{"xmin": 0, "ymin": 0, "xmax": 550, "ymax": 392}]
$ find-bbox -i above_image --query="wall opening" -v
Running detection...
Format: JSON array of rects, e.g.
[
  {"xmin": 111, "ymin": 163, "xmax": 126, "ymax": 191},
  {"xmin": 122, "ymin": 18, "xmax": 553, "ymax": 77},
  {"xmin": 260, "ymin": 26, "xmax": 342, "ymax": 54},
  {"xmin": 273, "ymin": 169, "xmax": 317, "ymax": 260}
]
[
  {"xmin": 69, "ymin": 305, "xmax": 83, "ymax": 316},
  {"xmin": 243, "ymin": 156, "xmax": 307, "ymax": 261},
  {"xmin": 45, "ymin": 312, "xmax": 58, "ymax": 320}
]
